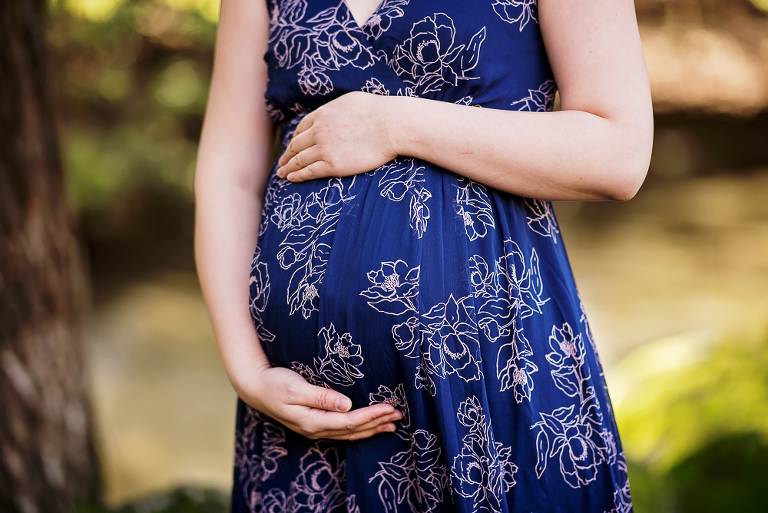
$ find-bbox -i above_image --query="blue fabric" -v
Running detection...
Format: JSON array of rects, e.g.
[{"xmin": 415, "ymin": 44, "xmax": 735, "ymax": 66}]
[{"xmin": 231, "ymin": 0, "xmax": 632, "ymax": 511}]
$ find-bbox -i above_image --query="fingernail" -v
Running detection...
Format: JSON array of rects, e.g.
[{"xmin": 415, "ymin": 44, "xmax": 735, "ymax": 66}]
[
  {"xmin": 336, "ymin": 396, "xmax": 351, "ymax": 412},
  {"xmin": 385, "ymin": 424, "xmax": 396, "ymax": 432},
  {"xmin": 286, "ymin": 172, "xmax": 294, "ymax": 181}
]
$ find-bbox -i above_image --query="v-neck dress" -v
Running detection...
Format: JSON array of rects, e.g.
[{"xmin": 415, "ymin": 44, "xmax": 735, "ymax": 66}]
[{"xmin": 232, "ymin": 0, "xmax": 633, "ymax": 511}]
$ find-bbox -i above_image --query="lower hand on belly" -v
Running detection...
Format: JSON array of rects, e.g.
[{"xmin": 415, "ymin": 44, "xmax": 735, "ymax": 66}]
[{"xmin": 240, "ymin": 364, "xmax": 403, "ymax": 441}]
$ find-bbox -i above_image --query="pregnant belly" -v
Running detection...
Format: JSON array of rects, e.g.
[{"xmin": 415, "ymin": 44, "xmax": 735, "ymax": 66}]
[
  {"xmin": 248, "ymin": 165, "xmax": 423, "ymax": 404},
  {"xmin": 247, "ymin": 155, "xmax": 552, "ymax": 406}
]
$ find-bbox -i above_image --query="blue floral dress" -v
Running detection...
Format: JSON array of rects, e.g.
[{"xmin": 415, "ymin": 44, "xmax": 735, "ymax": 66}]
[{"xmin": 233, "ymin": 0, "xmax": 633, "ymax": 511}]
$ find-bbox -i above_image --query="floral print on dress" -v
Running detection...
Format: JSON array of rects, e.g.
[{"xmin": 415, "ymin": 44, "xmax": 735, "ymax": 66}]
[
  {"xmin": 372, "ymin": 430, "xmax": 452, "ymax": 513},
  {"xmin": 492, "ymin": 0, "xmax": 538, "ymax": 31},
  {"xmin": 360, "ymin": 260, "xmax": 420, "ymax": 316},
  {"xmin": 265, "ymin": 100, "xmax": 285, "ymax": 122},
  {"xmin": 389, "ymin": 13, "xmax": 486, "ymax": 95},
  {"xmin": 452, "ymin": 396, "xmax": 518, "ymax": 513},
  {"xmin": 361, "ymin": 77, "xmax": 416, "ymax": 97},
  {"xmin": 369, "ymin": 384, "xmax": 412, "ymax": 437},
  {"xmin": 511, "ymin": 79, "xmax": 557, "ymax": 112},
  {"xmin": 606, "ymin": 455, "xmax": 633, "ymax": 513},
  {"xmin": 454, "ymin": 176, "xmax": 496, "ymax": 241},
  {"xmin": 468, "ymin": 239, "xmax": 550, "ymax": 401},
  {"xmin": 495, "ymin": 239, "xmax": 549, "ymax": 319},
  {"xmin": 369, "ymin": 385, "xmax": 452, "ymax": 513},
  {"xmin": 372, "ymin": 158, "xmax": 432, "ymax": 238},
  {"xmin": 272, "ymin": 177, "xmax": 358, "ymax": 319},
  {"xmin": 250, "ymin": 250, "xmax": 276, "ymax": 343},
  {"xmin": 268, "ymin": 0, "xmax": 379, "ymax": 97},
  {"xmin": 532, "ymin": 322, "xmax": 618, "ymax": 488},
  {"xmin": 580, "ymin": 298, "xmax": 614, "ymax": 415},
  {"xmin": 260, "ymin": 172, "xmax": 292, "ymax": 237},
  {"xmin": 361, "ymin": 260, "xmax": 484, "ymax": 394},
  {"xmin": 261, "ymin": 442, "xmax": 352, "ymax": 512},
  {"xmin": 291, "ymin": 323, "xmax": 365, "ymax": 387},
  {"xmin": 360, "ymin": 0, "xmax": 411, "ymax": 40},
  {"xmin": 362, "ymin": 241, "xmax": 550, "ymax": 399},
  {"xmin": 524, "ymin": 198, "xmax": 560, "ymax": 243},
  {"xmin": 234, "ymin": 406, "xmax": 288, "ymax": 512}
]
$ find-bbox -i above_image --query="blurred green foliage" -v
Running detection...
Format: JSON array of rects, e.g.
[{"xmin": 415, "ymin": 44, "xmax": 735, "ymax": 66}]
[
  {"xmin": 49, "ymin": 0, "xmax": 216, "ymax": 212},
  {"xmin": 47, "ymin": 0, "xmax": 219, "ymax": 278},
  {"xmin": 614, "ymin": 327, "xmax": 768, "ymax": 512}
]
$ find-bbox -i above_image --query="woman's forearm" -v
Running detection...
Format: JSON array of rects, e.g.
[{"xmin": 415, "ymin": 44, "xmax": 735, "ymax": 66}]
[
  {"xmin": 194, "ymin": 174, "xmax": 271, "ymax": 396},
  {"xmin": 193, "ymin": 0, "xmax": 276, "ymax": 398},
  {"xmin": 385, "ymin": 95, "xmax": 653, "ymax": 202},
  {"xmin": 193, "ymin": 53, "xmax": 276, "ymax": 396},
  {"xmin": 194, "ymin": 128, "xmax": 274, "ymax": 394}
]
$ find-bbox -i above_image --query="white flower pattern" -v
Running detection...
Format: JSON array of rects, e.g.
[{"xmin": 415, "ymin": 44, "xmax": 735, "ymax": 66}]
[
  {"xmin": 452, "ymin": 397, "xmax": 518, "ymax": 512},
  {"xmin": 524, "ymin": 198, "xmax": 560, "ymax": 243},
  {"xmin": 271, "ymin": 177, "xmax": 357, "ymax": 319},
  {"xmin": 532, "ymin": 322, "xmax": 618, "ymax": 488},
  {"xmin": 268, "ymin": 0, "xmax": 379, "ymax": 98},
  {"xmin": 372, "ymin": 158, "xmax": 433, "ymax": 238},
  {"xmin": 361, "ymin": 260, "xmax": 484, "ymax": 394},
  {"xmin": 606, "ymin": 455, "xmax": 633, "ymax": 513},
  {"xmin": 468, "ymin": 239, "xmax": 550, "ymax": 400},
  {"xmin": 368, "ymin": 385, "xmax": 452, "ymax": 513},
  {"xmin": 249, "ymin": 250, "xmax": 276, "ymax": 344},
  {"xmin": 454, "ymin": 176, "xmax": 496, "ymax": 241},
  {"xmin": 389, "ymin": 13, "xmax": 486, "ymax": 95},
  {"xmin": 492, "ymin": 0, "xmax": 538, "ymax": 31},
  {"xmin": 291, "ymin": 323, "xmax": 365, "ymax": 388},
  {"xmin": 361, "ymin": 0, "xmax": 411, "ymax": 40},
  {"xmin": 261, "ymin": 442, "xmax": 352, "ymax": 512},
  {"xmin": 511, "ymin": 79, "xmax": 557, "ymax": 112},
  {"xmin": 234, "ymin": 406, "xmax": 288, "ymax": 512}
]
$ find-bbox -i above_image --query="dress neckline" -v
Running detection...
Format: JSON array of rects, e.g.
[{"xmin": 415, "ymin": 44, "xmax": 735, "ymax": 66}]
[{"xmin": 341, "ymin": 0, "xmax": 389, "ymax": 30}]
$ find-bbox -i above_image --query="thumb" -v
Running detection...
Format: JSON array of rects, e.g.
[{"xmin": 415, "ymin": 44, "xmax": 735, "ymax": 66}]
[{"xmin": 305, "ymin": 383, "xmax": 352, "ymax": 412}]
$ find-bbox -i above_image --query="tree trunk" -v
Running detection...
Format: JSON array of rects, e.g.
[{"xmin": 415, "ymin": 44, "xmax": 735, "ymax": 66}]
[{"xmin": 0, "ymin": 1, "xmax": 100, "ymax": 512}]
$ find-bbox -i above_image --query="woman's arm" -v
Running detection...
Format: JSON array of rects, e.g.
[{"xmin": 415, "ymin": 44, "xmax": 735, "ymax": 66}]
[
  {"xmin": 194, "ymin": 0, "xmax": 400, "ymax": 440},
  {"xmin": 275, "ymin": 0, "xmax": 653, "ymax": 202}
]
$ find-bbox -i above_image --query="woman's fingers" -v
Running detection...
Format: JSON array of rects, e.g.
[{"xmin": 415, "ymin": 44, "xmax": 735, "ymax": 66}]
[
  {"xmin": 278, "ymin": 129, "xmax": 314, "ymax": 167},
  {"xmin": 319, "ymin": 403, "xmax": 396, "ymax": 429},
  {"xmin": 285, "ymin": 379, "xmax": 353, "ymax": 412},
  {"xmin": 275, "ymin": 371, "xmax": 404, "ymax": 439},
  {"xmin": 285, "ymin": 160, "xmax": 333, "ymax": 182},
  {"xmin": 323, "ymin": 422, "xmax": 397, "ymax": 441},
  {"xmin": 292, "ymin": 109, "xmax": 317, "ymax": 138},
  {"xmin": 287, "ymin": 405, "xmax": 400, "ymax": 439},
  {"xmin": 316, "ymin": 410, "xmax": 403, "ymax": 438},
  {"xmin": 285, "ymin": 392, "xmax": 399, "ymax": 438},
  {"xmin": 277, "ymin": 146, "xmax": 323, "ymax": 179}
]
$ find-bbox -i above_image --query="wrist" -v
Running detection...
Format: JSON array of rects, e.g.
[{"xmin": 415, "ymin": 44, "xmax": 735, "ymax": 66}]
[
  {"xmin": 227, "ymin": 353, "xmax": 272, "ymax": 401},
  {"xmin": 382, "ymin": 94, "xmax": 414, "ymax": 158}
]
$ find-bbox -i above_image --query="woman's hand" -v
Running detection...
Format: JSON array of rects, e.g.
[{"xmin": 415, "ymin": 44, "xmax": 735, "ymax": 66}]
[
  {"xmin": 238, "ymin": 363, "xmax": 403, "ymax": 441},
  {"xmin": 276, "ymin": 91, "xmax": 398, "ymax": 182}
]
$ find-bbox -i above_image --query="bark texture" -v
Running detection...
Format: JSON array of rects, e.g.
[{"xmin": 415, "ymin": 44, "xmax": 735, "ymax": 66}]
[{"xmin": 0, "ymin": 1, "xmax": 100, "ymax": 512}]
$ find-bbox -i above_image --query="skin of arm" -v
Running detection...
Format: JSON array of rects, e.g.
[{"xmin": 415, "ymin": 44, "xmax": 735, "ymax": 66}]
[
  {"xmin": 275, "ymin": 0, "xmax": 654, "ymax": 202},
  {"xmin": 194, "ymin": 0, "xmax": 400, "ymax": 441}
]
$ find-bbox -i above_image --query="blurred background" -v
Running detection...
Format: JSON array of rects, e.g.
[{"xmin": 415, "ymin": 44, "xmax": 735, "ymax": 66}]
[{"xmin": 8, "ymin": 0, "xmax": 768, "ymax": 511}]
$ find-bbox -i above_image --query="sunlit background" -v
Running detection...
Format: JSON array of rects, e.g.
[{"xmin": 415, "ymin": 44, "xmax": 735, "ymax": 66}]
[{"xmin": 45, "ymin": 0, "xmax": 768, "ymax": 511}]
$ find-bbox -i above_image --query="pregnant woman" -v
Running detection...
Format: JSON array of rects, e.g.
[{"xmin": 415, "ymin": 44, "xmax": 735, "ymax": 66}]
[{"xmin": 194, "ymin": 0, "xmax": 653, "ymax": 511}]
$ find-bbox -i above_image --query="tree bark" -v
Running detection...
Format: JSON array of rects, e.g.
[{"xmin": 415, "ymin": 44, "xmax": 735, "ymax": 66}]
[{"xmin": 0, "ymin": 1, "xmax": 100, "ymax": 512}]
